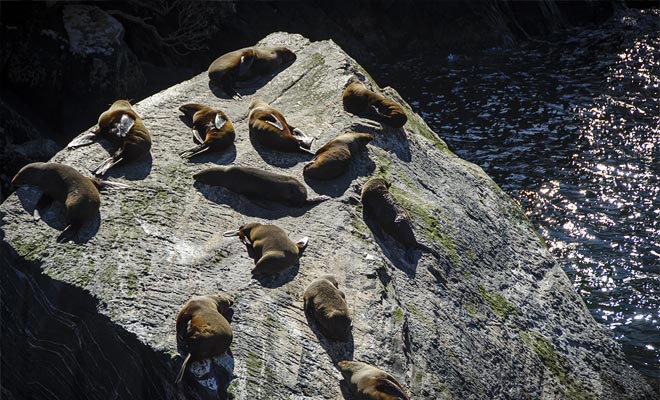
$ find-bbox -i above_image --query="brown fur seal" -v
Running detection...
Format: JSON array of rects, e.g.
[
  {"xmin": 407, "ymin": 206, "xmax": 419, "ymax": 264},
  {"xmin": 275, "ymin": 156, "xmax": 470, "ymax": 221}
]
[
  {"xmin": 303, "ymin": 132, "xmax": 373, "ymax": 180},
  {"xmin": 178, "ymin": 103, "xmax": 235, "ymax": 159},
  {"xmin": 303, "ymin": 274, "xmax": 352, "ymax": 340},
  {"xmin": 338, "ymin": 360, "xmax": 410, "ymax": 400},
  {"xmin": 248, "ymin": 98, "xmax": 314, "ymax": 154},
  {"xmin": 223, "ymin": 223, "xmax": 307, "ymax": 278},
  {"xmin": 11, "ymin": 162, "xmax": 126, "ymax": 242},
  {"xmin": 208, "ymin": 46, "xmax": 296, "ymax": 99},
  {"xmin": 342, "ymin": 81, "xmax": 408, "ymax": 128},
  {"xmin": 175, "ymin": 293, "xmax": 234, "ymax": 384},
  {"xmin": 67, "ymin": 100, "xmax": 152, "ymax": 176},
  {"xmin": 193, "ymin": 166, "xmax": 329, "ymax": 206},
  {"xmin": 361, "ymin": 177, "xmax": 439, "ymax": 258}
]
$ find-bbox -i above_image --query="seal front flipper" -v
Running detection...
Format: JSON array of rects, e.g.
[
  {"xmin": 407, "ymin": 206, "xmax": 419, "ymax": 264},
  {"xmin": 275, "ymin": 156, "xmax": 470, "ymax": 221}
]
[
  {"xmin": 291, "ymin": 127, "xmax": 315, "ymax": 152},
  {"xmin": 238, "ymin": 54, "xmax": 254, "ymax": 77},
  {"xmin": 112, "ymin": 114, "xmax": 135, "ymax": 138},
  {"xmin": 214, "ymin": 113, "xmax": 228, "ymax": 130},
  {"xmin": 56, "ymin": 224, "xmax": 78, "ymax": 243},
  {"xmin": 67, "ymin": 131, "xmax": 98, "ymax": 148},
  {"xmin": 264, "ymin": 113, "xmax": 285, "ymax": 131},
  {"xmin": 295, "ymin": 236, "xmax": 309, "ymax": 252},
  {"xmin": 192, "ymin": 129, "xmax": 204, "ymax": 145},
  {"xmin": 175, "ymin": 353, "xmax": 192, "ymax": 384},
  {"xmin": 33, "ymin": 194, "xmax": 53, "ymax": 221}
]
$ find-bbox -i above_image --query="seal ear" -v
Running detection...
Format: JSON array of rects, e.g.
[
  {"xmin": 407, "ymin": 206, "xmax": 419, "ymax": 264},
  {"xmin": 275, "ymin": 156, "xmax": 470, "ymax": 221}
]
[{"xmin": 295, "ymin": 237, "xmax": 309, "ymax": 251}]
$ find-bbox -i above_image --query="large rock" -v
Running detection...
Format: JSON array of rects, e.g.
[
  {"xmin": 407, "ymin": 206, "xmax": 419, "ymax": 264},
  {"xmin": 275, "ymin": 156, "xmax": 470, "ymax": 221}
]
[{"xmin": 0, "ymin": 33, "xmax": 655, "ymax": 400}]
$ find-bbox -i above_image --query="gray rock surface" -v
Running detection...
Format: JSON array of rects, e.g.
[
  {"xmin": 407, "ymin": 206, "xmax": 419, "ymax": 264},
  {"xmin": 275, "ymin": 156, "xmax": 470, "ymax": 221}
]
[{"xmin": 1, "ymin": 32, "xmax": 656, "ymax": 400}]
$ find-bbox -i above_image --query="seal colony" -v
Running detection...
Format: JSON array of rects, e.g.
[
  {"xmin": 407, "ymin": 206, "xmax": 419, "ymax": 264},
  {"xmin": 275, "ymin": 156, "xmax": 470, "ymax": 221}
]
[{"xmin": 11, "ymin": 39, "xmax": 419, "ymax": 397}]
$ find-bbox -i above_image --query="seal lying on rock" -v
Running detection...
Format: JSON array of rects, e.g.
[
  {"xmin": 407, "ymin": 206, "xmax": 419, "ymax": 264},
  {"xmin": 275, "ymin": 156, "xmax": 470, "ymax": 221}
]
[
  {"xmin": 248, "ymin": 98, "xmax": 314, "ymax": 154},
  {"xmin": 193, "ymin": 166, "xmax": 329, "ymax": 206},
  {"xmin": 208, "ymin": 46, "xmax": 296, "ymax": 99},
  {"xmin": 223, "ymin": 223, "xmax": 307, "ymax": 278},
  {"xmin": 338, "ymin": 360, "xmax": 410, "ymax": 400},
  {"xmin": 11, "ymin": 162, "xmax": 127, "ymax": 242},
  {"xmin": 178, "ymin": 103, "xmax": 235, "ymax": 159},
  {"xmin": 67, "ymin": 100, "xmax": 152, "ymax": 176},
  {"xmin": 361, "ymin": 177, "xmax": 439, "ymax": 258},
  {"xmin": 303, "ymin": 132, "xmax": 373, "ymax": 180},
  {"xmin": 175, "ymin": 293, "xmax": 234, "ymax": 384},
  {"xmin": 303, "ymin": 274, "xmax": 352, "ymax": 340},
  {"xmin": 342, "ymin": 80, "xmax": 407, "ymax": 128}
]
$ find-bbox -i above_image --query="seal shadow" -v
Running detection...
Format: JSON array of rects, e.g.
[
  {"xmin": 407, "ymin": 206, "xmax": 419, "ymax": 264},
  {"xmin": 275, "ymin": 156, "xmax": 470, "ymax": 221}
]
[
  {"xmin": 248, "ymin": 131, "xmax": 313, "ymax": 168},
  {"xmin": 254, "ymin": 262, "xmax": 300, "ymax": 288},
  {"xmin": 15, "ymin": 188, "xmax": 100, "ymax": 243},
  {"xmin": 362, "ymin": 211, "xmax": 421, "ymax": 277},
  {"xmin": 349, "ymin": 121, "xmax": 411, "ymax": 162},
  {"xmin": 208, "ymin": 62, "xmax": 295, "ymax": 99},
  {"xmin": 304, "ymin": 310, "xmax": 355, "ymax": 366},
  {"xmin": 303, "ymin": 153, "xmax": 376, "ymax": 198},
  {"xmin": 339, "ymin": 378, "xmax": 355, "ymax": 400},
  {"xmin": 178, "ymin": 352, "xmax": 235, "ymax": 400},
  {"xmin": 101, "ymin": 152, "xmax": 153, "ymax": 181},
  {"xmin": 193, "ymin": 181, "xmax": 312, "ymax": 219}
]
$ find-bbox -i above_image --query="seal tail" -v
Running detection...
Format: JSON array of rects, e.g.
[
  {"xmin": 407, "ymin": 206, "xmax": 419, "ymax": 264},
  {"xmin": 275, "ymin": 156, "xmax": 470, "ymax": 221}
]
[
  {"xmin": 179, "ymin": 143, "xmax": 210, "ymax": 159},
  {"xmin": 175, "ymin": 353, "xmax": 192, "ymax": 384}
]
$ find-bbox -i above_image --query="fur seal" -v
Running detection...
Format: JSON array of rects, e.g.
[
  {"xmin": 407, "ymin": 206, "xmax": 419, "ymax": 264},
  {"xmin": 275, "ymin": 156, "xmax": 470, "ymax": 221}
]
[
  {"xmin": 67, "ymin": 100, "xmax": 152, "ymax": 176},
  {"xmin": 175, "ymin": 293, "xmax": 234, "ymax": 384},
  {"xmin": 11, "ymin": 162, "xmax": 126, "ymax": 242},
  {"xmin": 208, "ymin": 46, "xmax": 296, "ymax": 99},
  {"xmin": 361, "ymin": 177, "xmax": 439, "ymax": 258},
  {"xmin": 303, "ymin": 132, "xmax": 373, "ymax": 180},
  {"xmin": 303, "ymin": 274, "xmax": 352, "ymax": 340},
  {"xmin": 223, "ymin": 223, "xmax": 307, "ymax": 278},
  {"xmin": 193, "ymin": 166, "xmax": 329, "ymax": 206},
  {"xmin": 248, "ymin": 98, "xmax": 314, "ymax": 154},
  {"xmin": 178, "ymin": 103, "xmax": 235, "ymax": 159},
  {"xmin": 338, "ymin": 360, "xmax": 411, "ymax": 400},
  {"xmin": 342, "ymin": 81, "xmax": 408, "ymax": 128}
]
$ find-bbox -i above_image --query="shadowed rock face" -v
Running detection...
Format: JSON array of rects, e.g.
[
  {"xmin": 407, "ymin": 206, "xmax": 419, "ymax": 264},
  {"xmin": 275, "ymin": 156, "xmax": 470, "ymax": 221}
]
[{"xmin": 0, "ymin": 33, "xmax": 655, "ymax": 400}]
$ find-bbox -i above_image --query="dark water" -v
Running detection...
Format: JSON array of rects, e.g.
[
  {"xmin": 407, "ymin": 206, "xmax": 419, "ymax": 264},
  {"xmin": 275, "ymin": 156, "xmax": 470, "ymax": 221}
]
[{"xmin": 376, "ymin": 9, "xmax": 660, "ymax": 381}]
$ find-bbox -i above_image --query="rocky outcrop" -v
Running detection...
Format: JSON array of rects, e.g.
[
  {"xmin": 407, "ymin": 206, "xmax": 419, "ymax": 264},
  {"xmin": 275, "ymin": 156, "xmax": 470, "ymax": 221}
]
[{"xmin": 0, "ymin": 33, "xmax": 655, "ymax": 400}]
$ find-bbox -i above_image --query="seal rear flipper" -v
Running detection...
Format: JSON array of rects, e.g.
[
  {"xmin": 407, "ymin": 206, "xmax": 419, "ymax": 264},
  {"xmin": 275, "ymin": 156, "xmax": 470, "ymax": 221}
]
[
  {"xmin": 92, "ymin": 155, "xmax": 123, "ymax": 176},
  {"xmin": 179, "ymin": 143, "xmax": 210, "ymax": 159},
  {"xmin": 175, "ymin": 353, "xmax": 192, "ymax": 384},
  {"xmin": 33, "ymin": 194, "xmax": 53, "ymax": 221},
  {"xmin": 90, "ymin": 179, "xmax": 129, "ymax": 191},
  {"xmin": 67, "ymin": 132, "xmax": 98, "ymax": 148},
  {"xmin": 214, "ymin": 113, "xmax": 228, "ymax": 130},
  {"xmin": 372, "ymin": 377, "xmax": 410, "ymax": 399},
  {"xmin": 56, "ymin": 224, "xmax": 77, "ymax": 243},
  {"xmin": 114, "ymin": 114, "xmax": 135, "ymax": 138},
  {"xmin": 416, "ymin": 242, "xmax": 440, "ymax": 259},
  {"xmin": 306, "ymin": 195, "xmax": 331, "ymax": 204}
]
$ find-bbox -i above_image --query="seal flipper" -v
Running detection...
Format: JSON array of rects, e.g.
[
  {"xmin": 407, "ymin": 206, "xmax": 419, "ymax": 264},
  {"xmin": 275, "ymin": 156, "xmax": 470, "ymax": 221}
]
[
  {"xmin": 114, "ymin": 113, "xmax": 135, "ymax": 138},
  {"xmin": 67, "ymin": 131, "xmax": 98, "ymax": 148},
  {"xmin": 90, "ymin": 178, "xmax": 129, "ymax": 191},
  {"xmin": 264, "ymin": 113, "xmax": 285, "ymax": 131},
  {"xmin": 415, "ymin": 241, "xmax": 440, "ymax": 259},
  {"xmin": 238, "ymin": 54, "xmax": 254, "ymax": 77},
  {"xmin": 56, "ymin": 224, "xmax": 78, "ymax": 243},
  {"xmin": 192, "ymin": 129, "xmax": 204, "ymax": 145},
  {"xmin": 175, "ymin": 353, "xmax": 192, "ymax": 384},
  {"xmin": 295, "ymin": 237, "xmax": 309, "ymax": 252},
  {"xmin": 306, "ymin": 195, "xmax": 331, "ymax": 204},
  {"xmin": 33, "ymin": 194, "xmax": 53, "ymax": 221},
  {"xmin": 92, "ymin": 154, "xmax": 123, "ymax": 176},
  {"xmin": 214, "ymin": 113, "xmax": 228, "ymax": 130},
  {"xmin": 179, "ymin": 143, "xmax": 210, "ymax": 159},
  {"xmin": 373, "ymin": 377, "xmax": 409, "ymax": 399}
]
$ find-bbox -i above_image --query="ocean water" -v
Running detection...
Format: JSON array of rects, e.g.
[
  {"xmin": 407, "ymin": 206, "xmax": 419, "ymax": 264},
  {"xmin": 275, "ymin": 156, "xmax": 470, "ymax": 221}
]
[{"xmin": 376, "ymin": 9, "xmax": 659, "ymax": 381}]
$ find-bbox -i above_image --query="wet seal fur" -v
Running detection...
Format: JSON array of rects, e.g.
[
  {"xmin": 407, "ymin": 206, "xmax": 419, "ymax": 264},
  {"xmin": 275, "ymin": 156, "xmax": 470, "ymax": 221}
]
[
  {"xmin": 11, "ymin": 162, "xmax": 126, "ymax": 242},
  {"xmin": 175, "ymin": 293, "xmax": 234, "ymax": 384},
  {"xmin": 361, "ymin": 177, "xmax": 439, "ymax": 258},
  {"xmin": 248, "ymin": 98, "xmax": 314, "ymax": 154},
  {"xmin": 179, "ymin": 103, "xmax": 235, "ymax": 159},
  {"xmin": 303, "ymin": 132, "xmax": 373, "ymax": 180},
  {"xmin": 338, "ymin": 360, "xmax": 410, "ymax": 400},
  {"xmin": 223, "ymin": 223, "xmax": 307, "ymax": 278},
  {"xmin": 343, "ymin": 80, "xmax": 408, "ymax": 128},
  {"xmin": 67, "ymin": 100, "xmax": 152, "ymax": 176},
  {"xmin": 303, "ymin": 274, "xmax": 352, "ymax": 340},
  {"xmin": 194, "ymin": 165, "xmax": 329, "ymax": 206},
  {"xmin": 208, "ymin": 46, "xmax": 296, "ymax": 99}
]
